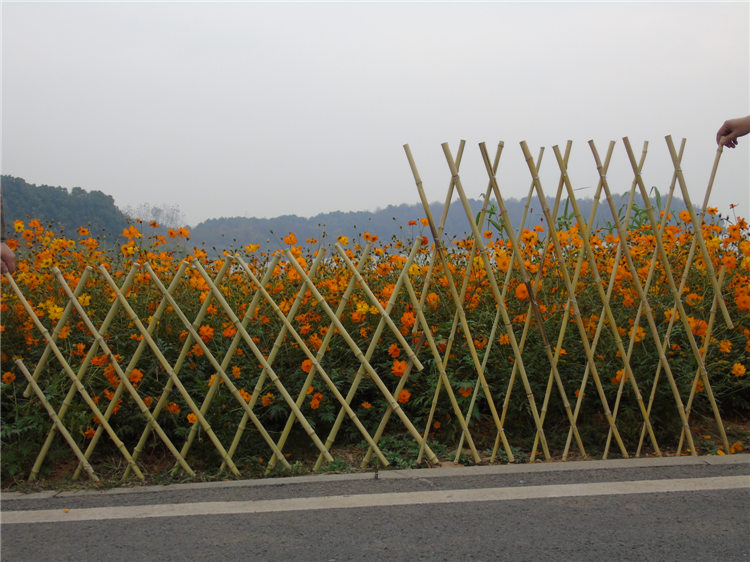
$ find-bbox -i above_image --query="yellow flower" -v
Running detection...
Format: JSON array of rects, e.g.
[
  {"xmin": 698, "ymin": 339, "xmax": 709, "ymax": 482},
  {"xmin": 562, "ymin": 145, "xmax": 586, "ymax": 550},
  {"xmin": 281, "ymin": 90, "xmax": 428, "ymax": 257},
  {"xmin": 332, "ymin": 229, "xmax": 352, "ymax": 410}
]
[{"xmin": 337, "ymin": 235, "xmax": 349, "ymax": 246}]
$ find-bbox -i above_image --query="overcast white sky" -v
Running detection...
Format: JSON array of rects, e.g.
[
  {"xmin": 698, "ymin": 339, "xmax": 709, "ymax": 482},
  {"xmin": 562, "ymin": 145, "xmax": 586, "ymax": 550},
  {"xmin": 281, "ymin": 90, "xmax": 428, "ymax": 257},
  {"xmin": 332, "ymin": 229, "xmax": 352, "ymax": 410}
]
[{"xmin": 2, "ymin": 1, "xmax": 749, "ymax": 226}]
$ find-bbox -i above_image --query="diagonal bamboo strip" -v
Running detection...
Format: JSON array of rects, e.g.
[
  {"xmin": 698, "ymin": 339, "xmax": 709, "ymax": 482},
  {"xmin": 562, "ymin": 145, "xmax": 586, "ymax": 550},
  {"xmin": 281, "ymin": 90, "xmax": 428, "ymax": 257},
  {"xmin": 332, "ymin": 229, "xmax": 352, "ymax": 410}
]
[
  {"xmin": 677, "ymin": 266, "xmax": 727, "ymax": 454},
  {"xmin": 521, "ymin": 141, "xmax": 629, "ymax": 457},
  {"xmin": 333, "ymin": 242, "xmax": 424, "ymax": 371},
  {"xmin": 490, "ymin": 145, "xmax": 570, "ymax": 463},
  {"xmin": 450, "ymin": 142, "xmax": 510, "ymax": 462},
  {"xmin": 442, "ymin": 142, "xmax": 555, "ymax": 458},
  {"xmin": 404, "ymin": 143, "xmax": 548, "ymax": 458},
  {"xmin": 234, "ymin": 253, "xmax": 391, "ymax": 467},
  {"xmin": 592, "ymin": 139, "xmax": 697, "ymax": 455},
  {"xmin": 665, "ymin": 136, "xmax": 732, "ymax": 329},
  {"xmin": 617, "ymin": 142, "xmax": 687, "ymax": 459},
  {"xmin": 400, "ymin": 272, "xmax": 481, "ymax": 463},
  {"xmin": 222, "ymin": 255, "xmax": 284, "ymax": 472},
  {"xmin": 531, "ymin": 141, "xmax": 613, "ymax": 462},
  {"xmin": 59, "ymin": 266, "xmax": 198, "ymax": 476},
  {"xmin": 284, "ymin": 248, "xmax": 439, "ymax": 463},
  {"xmin": 16, "ymin": 359, "xmax": 100, "ymax": 482},
  {"xmin": 316, "ymin": 240, "xmax": 420, "ymax": 471},
  {"xmin": 170, "ymin": 259, "xmax": 236, "ymax": 469},
  {"xmin": 29, "ymin": 266, "xmax": 112, "ymax": 480},
  {"xmin": 22, "ymin": 268, "xmax": 92, "ymax": 399},
  {"xmin": 229, "ymin": 249, "xmax": 327, "ymax": 472},
  {"xmin": 273, "ymin": 244, "xmax": 383, "ymax": 472},
  {"xmin": 3, "ymin": 271, "xmax": 146, "ymax": 481},
  {"xmin": 657, "ymin": 137, "xmax": 730, "ymax": 451},
  {"xmin": 123, "ymin": 259, "xmax": 215, "ymax": 480},
  {"xmin": 585, "ymin": 140, "xmax": 659, "ymax": 459},
  {"xmin": 135, "ymin": 262, "xmax": 290, "ymax": 471},
  {"xmin": 479, "ymin": 142, "xmax": 588, "ymax": 459},
  {"xmin": 552, "ymin": 142, "xmax": 661, "ymax": 458},
  {"xmin": 75, "ymin": 261, "xmax": 187, "ymax": 481},
  {"xmin": 362, "ymin": 143, "xmax": 480, "ymax": 467},
  {"xmin": 192, "ymin": 257, "xmax": 335, "ymax": 464}
]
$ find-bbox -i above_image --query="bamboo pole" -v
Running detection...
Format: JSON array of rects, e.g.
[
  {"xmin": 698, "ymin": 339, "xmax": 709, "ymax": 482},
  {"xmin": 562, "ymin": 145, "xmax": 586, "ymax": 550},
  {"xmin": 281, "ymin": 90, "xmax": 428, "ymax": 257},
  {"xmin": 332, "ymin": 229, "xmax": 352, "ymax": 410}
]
[
  {"xmin": 552, "ymin": 143, "xmax": 661, "ymax": 458},
  {"xmin": 404, "ymin": 143, "xmax": 550, "ymax": 459},
  {"xmin": 135, "ymin": 262, "xmax": 290, "ymax": 470},
  {"xmin": 521, "ymin": 141, "xmax": 629, "ymax": 457},
  {"xmin": 16, "ymin": 359, "xmax": 100, "ymax": 483},
  {"xmin": 677, "ymin": 267, "xmax": 726, "ymax": 454},
  {"xmin": 316, "ymin": 239, "xmax": 420, "ymax": 470},
  {"xmin": 490, "ymin": 144, "xmax": 568, "ymax": 464},
  {"xmin": 592, "ymin": 139, "xmax": 697, "ymax": 455},
  {"xmin": 480, "ymin": 142, "xmax": 588, "ymax": 459},
  {"xmin": 284, "ymin": 248, "xmax": 439, "ymax": 463},
  {"xmin": 194, "ymin": 257, "xmax": 336, "ymax": 464},
  {"xmin": 222, "ymin": 254, "xmax": 285, "ymax": 472},
  {"xmin": 3, "ymin": 272, "xmax": 146, "ymax": 481},
  {"xmin": 442, "ymin": 142, "xmax": 554, "ymax": 459},
  {"xmin": 22, "ymin": 268, "xmax": 92, "ymax": 398},
  {"xmin": 665, "ymin": 136, "xmax": 732, "ymax": 329}
]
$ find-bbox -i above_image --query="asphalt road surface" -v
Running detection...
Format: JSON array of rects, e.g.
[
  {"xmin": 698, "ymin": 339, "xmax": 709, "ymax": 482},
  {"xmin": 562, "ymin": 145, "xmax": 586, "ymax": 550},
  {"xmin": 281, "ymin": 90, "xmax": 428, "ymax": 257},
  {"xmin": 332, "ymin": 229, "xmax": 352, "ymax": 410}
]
[{"xmin": 2, "ymin": 456, "xmax": 748, "ymax": 561}]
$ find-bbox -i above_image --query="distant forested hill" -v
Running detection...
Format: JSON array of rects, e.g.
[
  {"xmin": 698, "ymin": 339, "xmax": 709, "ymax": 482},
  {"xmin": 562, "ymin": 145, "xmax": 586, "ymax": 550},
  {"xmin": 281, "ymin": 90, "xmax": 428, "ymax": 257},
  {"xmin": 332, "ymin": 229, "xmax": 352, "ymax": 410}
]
[
  {"xmin": 1, "ymin": 174, "xmax": 689, "ymax": 254},
  {"xmin": 1, "ymin": 175, "xmax": 129, "ymax": 241},
  {"xmin": 191, "ymin": 193, "xmax": 688, "ymax": 253}
]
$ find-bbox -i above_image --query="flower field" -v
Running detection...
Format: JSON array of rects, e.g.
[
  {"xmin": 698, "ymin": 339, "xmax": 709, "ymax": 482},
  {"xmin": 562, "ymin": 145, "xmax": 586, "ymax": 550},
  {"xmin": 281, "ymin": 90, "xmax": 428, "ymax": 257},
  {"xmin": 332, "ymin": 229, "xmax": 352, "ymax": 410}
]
[{"xmin": 1, "ymin": 140, "xmax": 749, "ymax": 485}]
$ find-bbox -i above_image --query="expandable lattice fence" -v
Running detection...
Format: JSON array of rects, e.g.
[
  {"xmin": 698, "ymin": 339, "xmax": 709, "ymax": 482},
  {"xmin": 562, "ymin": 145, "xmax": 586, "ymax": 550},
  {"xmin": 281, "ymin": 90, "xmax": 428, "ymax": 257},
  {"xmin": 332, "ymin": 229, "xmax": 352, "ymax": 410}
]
[{"xmin": 1, "ymin": 136, "xmax": 748, "ymax": 483}]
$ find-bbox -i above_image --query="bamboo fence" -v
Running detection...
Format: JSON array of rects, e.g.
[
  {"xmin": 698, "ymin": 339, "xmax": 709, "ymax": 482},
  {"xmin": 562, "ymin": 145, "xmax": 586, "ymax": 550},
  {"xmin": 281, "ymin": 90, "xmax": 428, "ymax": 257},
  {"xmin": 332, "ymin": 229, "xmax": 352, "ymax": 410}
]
[{"xmin": 1, "ymin": 136, "xmax": 745, "ymax": 483}]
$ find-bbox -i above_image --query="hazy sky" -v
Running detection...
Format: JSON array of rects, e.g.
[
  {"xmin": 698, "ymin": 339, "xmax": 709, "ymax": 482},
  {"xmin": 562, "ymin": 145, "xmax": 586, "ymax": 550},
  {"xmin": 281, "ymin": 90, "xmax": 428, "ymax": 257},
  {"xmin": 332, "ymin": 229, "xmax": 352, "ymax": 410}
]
[{"xmin": 2, "ymin": 1, "xmax": 749, "ymax": 226}]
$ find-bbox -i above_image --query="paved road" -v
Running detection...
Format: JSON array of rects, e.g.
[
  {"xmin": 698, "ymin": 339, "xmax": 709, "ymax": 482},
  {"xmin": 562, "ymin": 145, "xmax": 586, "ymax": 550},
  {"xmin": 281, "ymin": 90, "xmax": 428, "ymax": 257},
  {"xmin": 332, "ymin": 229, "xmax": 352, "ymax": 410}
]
[{"xmin": 2, "ymin": 456, "xmax": 749, "ymax": 561}]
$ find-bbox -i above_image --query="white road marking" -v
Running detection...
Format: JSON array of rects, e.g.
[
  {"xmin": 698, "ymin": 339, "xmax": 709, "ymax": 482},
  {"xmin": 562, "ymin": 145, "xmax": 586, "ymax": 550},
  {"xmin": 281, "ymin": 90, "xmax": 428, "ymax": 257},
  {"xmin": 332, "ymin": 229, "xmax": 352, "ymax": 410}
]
[{"xmin": 2, "ymin": 475, "xmax": 748, "ymax": 525}]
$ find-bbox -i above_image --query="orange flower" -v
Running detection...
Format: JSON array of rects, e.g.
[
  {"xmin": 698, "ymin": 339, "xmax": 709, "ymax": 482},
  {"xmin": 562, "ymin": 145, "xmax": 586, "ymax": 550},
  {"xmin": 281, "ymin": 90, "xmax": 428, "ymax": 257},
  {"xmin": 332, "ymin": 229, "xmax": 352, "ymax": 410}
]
[
  {"xmin": 143, "ymin": 396, "xmax": 154, "ymax": 408},
  {"xmin": 310, "ymin": 392, "xmax": 324, "ymax": 409},
  {"xmin": 187, "ymin": 413, "xmax": 198, "ymax": 424},
  {"xmin": 84, "ymin": 428, "xmax": 96, "ymax": 439},
  {"xmin": 301, "ymin": 359, "xmax": 314, "ymax": 373},
  {"xmin": 232, "ymin": 365, "xmax": 241, "ymax": 378},
  {"xmin": 731, "ymin": 363, "xmax": 746, "ymax": 377},
  {"xmin": 128, "ymin": 368, "xmax": 144, "ymax": 385},
  {"xmin": 392, "ymin": 359, "xmax": 408, "ymax": 377},
  {"xmin": 420, "ymin": 218, "xmax": 429, "ymax": 226},
  {"xmin": 167, "ymin": 402, "xmax": 181, "ymax": 414},
  {"xmin": 2, "ymin": 371, "xmax": 16, "ymax": 385},
  {"xmin": 458, "ymin": 386, "xmax": 472, "ymax": 398},
  {"xmin": 238, "ymin": 388, "xmax": 252, "ymax": 402},
  {"xmin": 361, "ymin": 401, "xmax": 372, "ymax": 409},
  {"xmin": 262, "ymin": 392, "xmax": 274, "ymax": 406},
  {"xmin": 283, "ymin": 232, "xmax": 297, "ymax": 245},
  {"xmin": 515, "ymin": 283, "xmax": 529, "ymax": 301},
  {"xmin": 397, "ymin": 389, "xmax": 411, "ymax": 404},
  {"xmin": 718, "ymin": 340, "xmax": 732, "ymax": 354},
  {"xmin": 388, "ymin": 344, "xmax": 401, "ymax": 359},
  {"xmin": 198, "ymin": 324, "xmax": 214, "ymax": 342}
]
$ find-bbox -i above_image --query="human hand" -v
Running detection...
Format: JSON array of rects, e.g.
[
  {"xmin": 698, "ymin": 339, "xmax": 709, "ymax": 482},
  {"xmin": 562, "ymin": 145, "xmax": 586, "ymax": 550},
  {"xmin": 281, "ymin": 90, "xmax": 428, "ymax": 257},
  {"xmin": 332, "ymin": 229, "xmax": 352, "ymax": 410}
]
[
  {"xmin": 716, "ymin": 115, "xmax": 750, "ymax": 148},
  {"xmin": 1, "ymin": 242, "xmax": 16, "ymax": 274}
]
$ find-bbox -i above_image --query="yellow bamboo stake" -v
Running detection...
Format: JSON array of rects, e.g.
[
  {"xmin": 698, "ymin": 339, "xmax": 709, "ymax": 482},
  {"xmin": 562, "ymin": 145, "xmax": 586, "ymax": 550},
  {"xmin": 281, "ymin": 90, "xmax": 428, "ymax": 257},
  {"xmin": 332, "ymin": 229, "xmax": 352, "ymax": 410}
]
[
  {"xmin": 16, "ymin": 359, "xmax": 100, "ymax": 483},
  {"xmin": 521, "ymin": 141, "xmax": 629, "ymax": 457},
  {"xmin": 223, "ymin": 255, "xmax": 284, "ymax": 472},
  {"xmin": 593, "ymin": 139, "xmax": 697, "ymax": 455},
  {"xmin": 285, "ymin": 248, "xmax": 439, "ymax": 463},
  {"xmin": 446, "ymin": 143, "xmax": 555, "ymax": 458},
  {"xmin": 480, "ymin": 142, "xmax": 588, "ymax": 459},
  {"xmin": 3, "ymin": 272, "xmax": 146, "ymax": 481},
  {"xmin": 234, "ymin": 254, "xmax": 392, "ymax": 467},
  {"xmin": 490, "ymin": 144, "xmax": 567, "ymax": 464},
  {"xmin": 192, "ymin": 257, "xmax": 336, "ymax": 464},
  {"xmin": 136, "ymin": 262, "xmax": 291, "ymax": 470},
  {"xmin": 317, "ymin": 240, "xmax": 418, "ymax": 471},
  {"xmin": 405, "ymin": 144, "xmax": 548, "ymax": 458},
  {"xmin": 22, "ymin": 268, "xmax": 92, "ymax": 398},
  {"xmin": 665, "ymin": 136, "xmax": 732, "ymax": 329},
  {"xmin": 677, "ymin": 267, "xmax": 726, "ymax": 454},
  {"xmin": 552, "ymin": 142, "xmax": 660, "ymax": 458}
]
